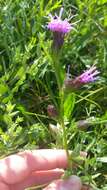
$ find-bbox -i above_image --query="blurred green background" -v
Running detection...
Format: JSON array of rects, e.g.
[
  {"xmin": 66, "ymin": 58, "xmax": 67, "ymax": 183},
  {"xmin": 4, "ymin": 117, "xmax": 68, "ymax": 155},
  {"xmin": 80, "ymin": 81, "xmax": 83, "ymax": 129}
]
[{"xmin": 0, "ymin": 0, "xmax": 107, "ymax": 189}]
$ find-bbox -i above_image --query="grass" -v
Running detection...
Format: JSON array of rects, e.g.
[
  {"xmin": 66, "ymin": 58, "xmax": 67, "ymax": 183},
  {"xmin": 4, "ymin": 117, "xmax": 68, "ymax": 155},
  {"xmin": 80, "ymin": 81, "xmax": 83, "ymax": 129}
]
[{"xmin": 0, "ymin": 0, "xmax": 107, "ymax": 189}]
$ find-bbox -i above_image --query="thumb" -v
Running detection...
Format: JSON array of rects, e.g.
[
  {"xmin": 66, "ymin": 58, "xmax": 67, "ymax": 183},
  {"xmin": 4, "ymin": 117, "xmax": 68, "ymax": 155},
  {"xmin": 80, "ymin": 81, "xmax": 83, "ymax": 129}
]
[{"xmin": 43, "ymin": 175, "xmax": 82, "ymax": 190}]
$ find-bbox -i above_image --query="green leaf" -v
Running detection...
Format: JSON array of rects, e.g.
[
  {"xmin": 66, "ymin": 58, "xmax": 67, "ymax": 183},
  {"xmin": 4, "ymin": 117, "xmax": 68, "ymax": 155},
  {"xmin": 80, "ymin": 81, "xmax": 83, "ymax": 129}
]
[
  {"xmin": 97, "ymin": 157, "xmax": 107, "ymax": 163},
  {"xmin": 64, "ymin": 93, "xmax": 75, "ymax": 121},
  {"xmin": 0, "ymin": 84, "xmax": 8, "ymax": 95}
]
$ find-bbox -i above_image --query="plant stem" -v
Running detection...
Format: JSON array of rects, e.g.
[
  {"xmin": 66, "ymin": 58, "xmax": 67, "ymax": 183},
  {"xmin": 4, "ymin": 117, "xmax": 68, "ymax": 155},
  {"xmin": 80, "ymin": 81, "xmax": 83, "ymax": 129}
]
[
  {"xmin": 52, "ymin": 54, "xmax": 62, "ymax": 91},
  {"xmin": 51, "ymin": 52, "xmax": 71, "ymax": 168},
  {"xmin": 60, "ymin": 89, "xmax": 71, "ymax": 168},
  {"xmin": 61, "ymin": 118, "xmax": 70, "ymax": 163}
]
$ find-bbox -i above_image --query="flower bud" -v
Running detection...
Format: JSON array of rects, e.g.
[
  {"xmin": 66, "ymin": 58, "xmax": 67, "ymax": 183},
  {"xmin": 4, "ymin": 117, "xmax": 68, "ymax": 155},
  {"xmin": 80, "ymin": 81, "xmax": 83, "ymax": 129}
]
[{"xmin": 47, "ymin": 104, "xmax": 58, "ymax": 118}]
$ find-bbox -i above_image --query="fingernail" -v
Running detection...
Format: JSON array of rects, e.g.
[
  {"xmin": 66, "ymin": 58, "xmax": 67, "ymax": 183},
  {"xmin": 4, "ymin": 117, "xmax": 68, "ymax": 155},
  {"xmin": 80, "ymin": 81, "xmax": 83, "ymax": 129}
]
[
  {"xmin": 43, "ymin": 175, "xmax": 82, "ymax": 190},
  {"xmin": 61, "ymin": 175, "xmax": 82, "ymax": 190}
]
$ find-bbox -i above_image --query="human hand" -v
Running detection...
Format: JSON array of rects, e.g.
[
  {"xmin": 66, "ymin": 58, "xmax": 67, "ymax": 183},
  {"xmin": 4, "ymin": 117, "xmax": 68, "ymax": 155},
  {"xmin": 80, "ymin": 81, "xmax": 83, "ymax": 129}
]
[{"xmin": 0, "ymin": 149, "xmax": 86, "ymax": 190}]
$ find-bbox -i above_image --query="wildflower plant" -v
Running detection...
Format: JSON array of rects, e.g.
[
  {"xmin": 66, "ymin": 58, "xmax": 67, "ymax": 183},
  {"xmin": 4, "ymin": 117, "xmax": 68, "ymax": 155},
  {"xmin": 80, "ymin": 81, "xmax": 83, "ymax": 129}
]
[
  {"xmin": 0, "ymin": 0, "xmax": 106, "ymax": 189},
  {"xmin": 47, "ymin": 7, "xmax": 100, "ymax": 182}
]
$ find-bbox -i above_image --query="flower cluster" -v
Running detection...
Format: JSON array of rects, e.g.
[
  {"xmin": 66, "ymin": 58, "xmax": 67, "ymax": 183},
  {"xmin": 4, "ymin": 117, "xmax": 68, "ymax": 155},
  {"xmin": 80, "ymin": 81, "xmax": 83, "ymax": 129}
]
[
  {"xmin": 77, "ymin": 65, "xmax": 99, "ymax": 83},
  {"xmin": 64, "ymin": 65, "xmax": 99, "ymax": 89},
  {"xmin": 47, "ymin": 14, "xmax": 72, "ymax": 34},
  {"xmin": 47, "ymin": 8, "xmax": 74, "ymax": 50}
]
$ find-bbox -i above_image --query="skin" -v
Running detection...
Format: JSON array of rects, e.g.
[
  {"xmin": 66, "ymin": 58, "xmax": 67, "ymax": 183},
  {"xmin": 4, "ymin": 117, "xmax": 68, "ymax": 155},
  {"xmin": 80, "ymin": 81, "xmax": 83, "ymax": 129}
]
[{"xmin": 0, "ymin": 149, "xmax": 87, "ymax": 190}]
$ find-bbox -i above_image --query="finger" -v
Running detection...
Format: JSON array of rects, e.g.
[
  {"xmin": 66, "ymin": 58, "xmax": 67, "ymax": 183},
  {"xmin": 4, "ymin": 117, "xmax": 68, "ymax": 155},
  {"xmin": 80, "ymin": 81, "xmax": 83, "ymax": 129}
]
[
  {"xmin": 0, "ymin": 182, "xmax": 9, "ymax": 190},
  {"xmin": 0, "ymin": 149, "xmax": 86, "ymax": 185},
  {"xmin": 0, "ymin": 149, "xmax": 68, "ymax": 185},
  {"xmin": 19, "ymin": 149, "xmax": 87, "ymax": 171},
  {"xmin": 19, "ymin": 149, "xmax": 68, "ymax": 171},
  {"xmin": 10, "ymin": 169, "xmax": 64, "ymax": 190},
  {"xmin": 43, "ymin": 175, "xmax": 82, "ymax": 190}
]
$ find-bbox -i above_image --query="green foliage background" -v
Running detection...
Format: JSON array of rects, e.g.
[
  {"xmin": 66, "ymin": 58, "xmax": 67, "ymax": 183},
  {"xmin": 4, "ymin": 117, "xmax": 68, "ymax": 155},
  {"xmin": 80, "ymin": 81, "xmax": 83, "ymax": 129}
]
[{"xmin": 0, "ymin": 0, "xmax": 107, "ymax": 189}]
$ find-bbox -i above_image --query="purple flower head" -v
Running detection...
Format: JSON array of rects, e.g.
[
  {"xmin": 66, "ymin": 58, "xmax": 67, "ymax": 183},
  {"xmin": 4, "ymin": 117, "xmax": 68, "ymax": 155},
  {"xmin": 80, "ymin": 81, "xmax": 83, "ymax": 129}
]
[
  {"xmin": 47, "ymin": 8, "xmax": 72, "ymax": 34},
  {"xmin": 64, "ymin": 65, "xmax": 99, "ymax": 89},
  {"xmin": 47, "ymin": 8, "xmax": 76, "ymax": 50},
  {"xmin": 78, "ymin": 65, "xmax": 100, "ymax": 84},
  {"xmin": 48, "ymin": 19, "xmax": 71, "ymax": 33}
]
